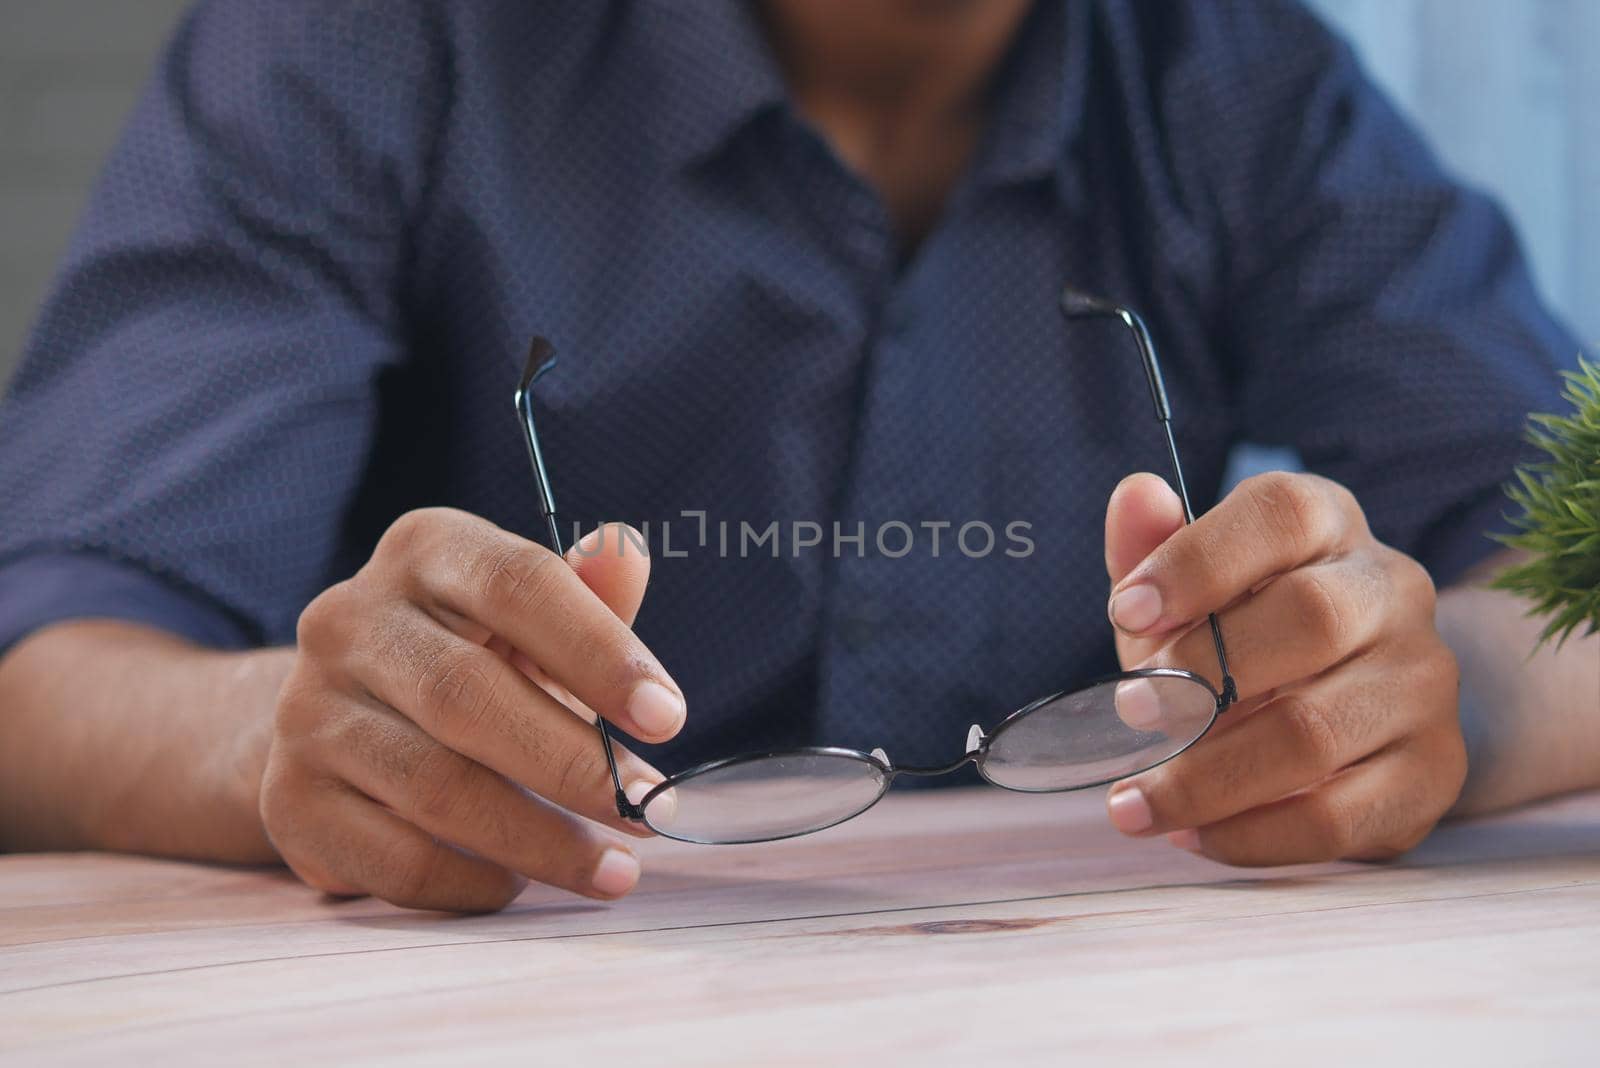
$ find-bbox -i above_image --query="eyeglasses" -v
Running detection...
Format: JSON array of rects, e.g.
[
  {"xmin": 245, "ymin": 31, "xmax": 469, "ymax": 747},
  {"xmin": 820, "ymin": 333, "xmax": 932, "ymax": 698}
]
[{"xmin": 513, "ymin": 288, "xmax": 1237, "ymax": 845}]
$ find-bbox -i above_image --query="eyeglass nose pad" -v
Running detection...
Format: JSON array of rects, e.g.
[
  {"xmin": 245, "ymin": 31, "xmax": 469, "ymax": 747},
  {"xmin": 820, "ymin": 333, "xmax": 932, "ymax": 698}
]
[
  {"xmin": 966, "ymin": 724, "xmax": 985, "ymax": 756},
  {"xmin": 869, "ymin": 747, "xmax": 891, "ymax": 768}
]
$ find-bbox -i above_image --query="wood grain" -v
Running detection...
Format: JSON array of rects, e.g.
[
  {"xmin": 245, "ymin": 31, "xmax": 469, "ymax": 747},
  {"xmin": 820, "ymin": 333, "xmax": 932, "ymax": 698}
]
[{"xmin": 2, "ymin": 787, "xmax": 1598, "ymax": 1065}]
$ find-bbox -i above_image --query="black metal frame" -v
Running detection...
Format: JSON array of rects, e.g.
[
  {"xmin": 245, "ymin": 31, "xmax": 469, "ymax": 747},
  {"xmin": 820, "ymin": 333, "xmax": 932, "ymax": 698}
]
[{"xmin": 512, "ymin": 288, "xmax": 1237, "ymax": 845}]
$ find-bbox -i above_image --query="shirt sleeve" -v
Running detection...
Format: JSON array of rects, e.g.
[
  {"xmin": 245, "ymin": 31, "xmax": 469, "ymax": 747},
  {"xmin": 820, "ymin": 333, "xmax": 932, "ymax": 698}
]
[
  {"xmin": 1184, "ymin": 1, "xmax": 1579, "ymax": 588},
  {"xmin": 0, "ymin": 0, "xmax": 444, "ymax": 655}
]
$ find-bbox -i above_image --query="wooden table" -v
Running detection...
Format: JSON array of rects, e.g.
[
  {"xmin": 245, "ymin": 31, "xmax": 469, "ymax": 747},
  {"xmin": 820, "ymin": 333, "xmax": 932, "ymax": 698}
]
[{"xmin": 3, "ymin": 787, "xmax": 1598, "ymax": 1065}]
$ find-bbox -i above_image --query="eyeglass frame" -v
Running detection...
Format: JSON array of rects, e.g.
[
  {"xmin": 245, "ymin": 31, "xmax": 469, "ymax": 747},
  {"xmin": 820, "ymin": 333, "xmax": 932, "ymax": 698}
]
[{"xmin": 513, "ymin": 286, "xmax": 1238, "ymax": 841}]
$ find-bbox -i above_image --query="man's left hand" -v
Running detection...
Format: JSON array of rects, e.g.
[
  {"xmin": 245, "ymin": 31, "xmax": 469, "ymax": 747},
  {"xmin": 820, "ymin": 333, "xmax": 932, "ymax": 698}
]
[{"xmin": 1102, "ymin": 471, "xmax": 1466, "ymax": 864}]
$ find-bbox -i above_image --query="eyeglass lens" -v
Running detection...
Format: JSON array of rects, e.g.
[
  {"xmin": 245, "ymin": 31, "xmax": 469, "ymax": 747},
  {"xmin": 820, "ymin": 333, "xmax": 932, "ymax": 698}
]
[
  {"xmin": 639, "ymin": 673, "xmax": 1216, "ymax": 844},
  {"xmin": 977, "ymin": 673, "xmax": 1218, "ymax": 792},
  {"xmin": 640, "ymin": 751, "xmax": 890, "ymax": 845}
]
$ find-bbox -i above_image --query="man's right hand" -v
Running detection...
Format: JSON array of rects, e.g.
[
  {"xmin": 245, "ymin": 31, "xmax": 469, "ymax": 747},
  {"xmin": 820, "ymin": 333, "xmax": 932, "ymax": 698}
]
[{"xmin": 259, "ymin": 508, "xmax": 684, "ymax": 913}]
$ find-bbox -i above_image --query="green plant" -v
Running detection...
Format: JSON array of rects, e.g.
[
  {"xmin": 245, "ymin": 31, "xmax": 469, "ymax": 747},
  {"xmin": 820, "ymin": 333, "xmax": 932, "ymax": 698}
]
[{"xmin": 1491, "ymin": 355, "xmax": 1600, "ymax": 648}]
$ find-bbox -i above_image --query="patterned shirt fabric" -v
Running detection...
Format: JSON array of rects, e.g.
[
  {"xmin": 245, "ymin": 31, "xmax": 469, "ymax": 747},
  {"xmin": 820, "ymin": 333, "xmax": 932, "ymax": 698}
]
[{"xmin": 0, "ymin": 0, "xmax": 1577, "ymax": 772}]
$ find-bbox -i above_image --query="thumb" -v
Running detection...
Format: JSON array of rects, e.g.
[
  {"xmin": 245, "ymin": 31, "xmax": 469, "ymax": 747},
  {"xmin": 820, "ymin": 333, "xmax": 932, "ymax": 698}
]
[
  {"xmin": 565, "ymin": 522, "xmax": 652, "ymax": 627},
  {"xmin": 1105, "ymin": 473, "xmax": 1185, "ymax": 586}
]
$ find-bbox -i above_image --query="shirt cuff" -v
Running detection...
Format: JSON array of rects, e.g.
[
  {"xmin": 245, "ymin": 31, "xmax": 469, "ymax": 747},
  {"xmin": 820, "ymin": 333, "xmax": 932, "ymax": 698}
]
[{"xmin": 0, "ymin": 552, "xmax": 253, "ymax": 657}]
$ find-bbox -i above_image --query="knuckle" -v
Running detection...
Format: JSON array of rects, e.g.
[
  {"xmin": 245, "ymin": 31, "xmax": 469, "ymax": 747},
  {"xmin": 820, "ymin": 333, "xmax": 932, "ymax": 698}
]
[
  {"xmin": 377, "ymin": 507, "xmax": 455, "ymax": 563},
  {"xmin": 1315, "ymin": 476, "xmax": 1362, "ymax": 525},
  {"xmin": 480, "ymin": 543, "xmax": 564, "ymax": 618},
  {"xmin": 351, "ymin": 716, "xmax": 433, "ymax": 796},
  {"xmin": 1374, "ymin": 743, "xmax": 1461, "ymax": 858},
  {"xmin": 302, "ymin": 697, "xmax": 360, "ymax": 750},
  {"xmin": 1398, "ymin": 636, "xmax": 1460, "ymax": 731},
  {"xmin": 295, "ymin": 581, "xmax": 357, "ymax": 655},
  {"xmin": 272, "ymin": 670, "xmax": 329, "ymax": 737},
  {"xmin": 1249, "ymin": 471, "xmax": 1328, "ymax": 550},
  {"xmin": 382, "ymin": 841, "xmax": 522, "ymax": 913},
  {"xmin": 469, "ymin": 872, "xmax": 527, "ymax": 913},
  {"xmin": 407, "ymin": 745, "xmax": 480, "ymax": 826},
  {"xmin": 414, "ymin": 645, "xmax": 503, "ymax": 738},
  {"xmin": 385, "ymin": 838, "xmax": 449, "ymax": 908},
  {"xmin": 279, "ymin": 842, "xmax": 358, "ymax": 897},
  {"xmin": 1290, "ymin": 568, "xmax": 1353, "ymax": 651},
  {"xmin": 1421, "ymin": 637, "xmax": 1460, "ymax": 699},
  {"xmin": 1275, "ymin": 693, "xmax": 1343, "ymax": 772},
  {"xmin": 258, "ymin": 760, "xmax": 331, "ymax": 866},
  {"xmin": 1305, "ymin": 790, "xmax": 1361, "ymax": 858},
  {"xmin": 1383, "ymin": 815, "xmax": 1435, "ymax": 858},
  {"xmin": 1372, "ymin": 811, "xmax": 1434, "ymax": 860},
  {"xmin": 1388, "ymin": 550, "xmax": 1438, "ymax": 614}
]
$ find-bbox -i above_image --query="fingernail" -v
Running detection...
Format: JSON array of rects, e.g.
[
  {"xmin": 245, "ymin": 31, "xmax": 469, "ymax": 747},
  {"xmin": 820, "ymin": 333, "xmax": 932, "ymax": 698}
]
[
  {"xmin": 624, "ymin": 780, "xmax": 655, "ymax": 807},
  {"xmin": 1108, "ymin": 786, "xmax": 1154, "ymax": 834},
  {"xmin": 1113, "ymin": 678, "xmax": 1164, "ymax": 730},
  {"xmin": 627, "ymin": 680, "xmax": 685, "ymax": 737},
  {"xmin": 1167, "ymin": 829, "xmax": 1201, "ymax": 852},
  {"xmin": 1109, "ymin": 584, "xmax": 1162, "ymax": 633},
  {"xmin": 591, "ymin": 848, "xmax": 640, "ymax": 897}
]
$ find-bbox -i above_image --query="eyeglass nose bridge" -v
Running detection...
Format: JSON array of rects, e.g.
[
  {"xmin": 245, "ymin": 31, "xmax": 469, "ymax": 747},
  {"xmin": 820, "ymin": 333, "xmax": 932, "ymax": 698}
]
[{"xmin": 871, "ymin": 725, "xmax": 989, "ymax": 780}]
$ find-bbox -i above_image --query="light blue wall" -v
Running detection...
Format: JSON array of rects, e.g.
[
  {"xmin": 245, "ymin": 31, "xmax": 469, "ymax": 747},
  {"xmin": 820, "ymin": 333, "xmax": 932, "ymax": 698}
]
[
  {"xmin": 1308, "ymin": 0, "xmax": 1599, "ymax": 349},
  {"xmin": 1227, "ymin": 0, "xmax": 1597, "ymax": 488}
]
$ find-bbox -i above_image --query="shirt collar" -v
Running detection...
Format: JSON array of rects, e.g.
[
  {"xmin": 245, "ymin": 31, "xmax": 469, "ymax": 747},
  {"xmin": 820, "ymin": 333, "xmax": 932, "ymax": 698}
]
[
  {"xmin": 975, "ymin": 0, "xmax": 1090, "ymax": 193},
  {"xmin": 642, "ymin": 1, "xmax": 788, "ymax": 171},
  {"xmin": 644, "ymin": 0, "xmax": 1089, "ymax": 187}
]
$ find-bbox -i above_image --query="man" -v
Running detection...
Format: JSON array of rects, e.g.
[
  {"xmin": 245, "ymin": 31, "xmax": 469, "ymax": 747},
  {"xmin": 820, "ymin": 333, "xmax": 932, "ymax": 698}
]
[{"xmin": 0, "ymin": 0, "xmax": 1594, "ymax": 912}]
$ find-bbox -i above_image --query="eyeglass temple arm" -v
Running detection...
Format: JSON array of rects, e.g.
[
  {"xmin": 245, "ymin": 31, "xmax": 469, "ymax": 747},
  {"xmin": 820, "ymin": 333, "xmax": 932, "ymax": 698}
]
[
  {"xmin": 1059, "ymin": 289, "xmax": 1238, "ymax": 709},
  {"xmin": 515, "ymin": 337, "xmax": 642, "ymax": 819}
]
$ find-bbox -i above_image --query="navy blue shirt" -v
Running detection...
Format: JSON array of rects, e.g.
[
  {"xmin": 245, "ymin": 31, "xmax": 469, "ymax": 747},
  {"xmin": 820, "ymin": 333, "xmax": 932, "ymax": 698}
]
[{"xmin": 0, "ymin": 0, "xmax": 1575, "ymax": 768}]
